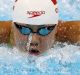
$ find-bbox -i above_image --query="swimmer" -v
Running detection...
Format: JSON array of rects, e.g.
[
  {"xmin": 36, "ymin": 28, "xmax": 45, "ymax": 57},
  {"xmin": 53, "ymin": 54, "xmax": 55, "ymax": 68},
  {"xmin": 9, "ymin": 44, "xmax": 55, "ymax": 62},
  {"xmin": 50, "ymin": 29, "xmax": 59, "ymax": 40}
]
[
  {"xmin": 12, "ymin": 0, "xmax": 59, "ymax": 55},
  {"xmin": 0, "ymin": 0, "xmax": 80, "ymax": 55}
]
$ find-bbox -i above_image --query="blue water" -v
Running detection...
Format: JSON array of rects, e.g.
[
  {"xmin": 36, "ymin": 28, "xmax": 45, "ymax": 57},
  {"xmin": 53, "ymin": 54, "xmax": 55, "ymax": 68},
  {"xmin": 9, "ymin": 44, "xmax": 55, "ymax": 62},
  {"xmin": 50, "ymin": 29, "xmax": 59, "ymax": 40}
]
[
  {"xmin": 0, "ymin": 43, "xmax": 80, "ymax": 75},
  {"xmin": 0, "ymin": 0, "xmax": 80, "ymax": 75},
  {"xmin": 58, "ymin": 0, "xmax": 80, "ymax": 21}
]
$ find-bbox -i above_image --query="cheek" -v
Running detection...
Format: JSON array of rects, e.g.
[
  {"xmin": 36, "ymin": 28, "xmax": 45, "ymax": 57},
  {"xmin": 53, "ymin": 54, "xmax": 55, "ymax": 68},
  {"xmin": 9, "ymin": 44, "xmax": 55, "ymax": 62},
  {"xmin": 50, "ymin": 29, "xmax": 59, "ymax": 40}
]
[
  {"xmin": 13, "ymin": 28, "xmax": 29, "ymax": 47},
  {"xmin": 15, "ymin": 34, "xmax": 29, "ymax": 51},
  {"xmin": 39, "ymin": 36, "xmax": 51, "ymax": 50},
  {"xmin": 17, "ymin": 36, "xmax": 28, "ymax": 45},
  {"xmin": 40, "ymin": 31, "xmax": 56, "ymax": 49},
  {"xmin": 17, "ymin": 36, "xmax": 28, "ymax": 46}
]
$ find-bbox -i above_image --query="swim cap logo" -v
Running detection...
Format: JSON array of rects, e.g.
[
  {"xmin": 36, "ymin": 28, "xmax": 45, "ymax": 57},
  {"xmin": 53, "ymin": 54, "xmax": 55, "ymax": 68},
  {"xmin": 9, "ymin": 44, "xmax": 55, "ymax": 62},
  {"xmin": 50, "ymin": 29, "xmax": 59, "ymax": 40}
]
[
  {"xmin": 51, "ymin": 0, "xmax": 57, "ymax": 5},
  {"xmin": 27, "ymin": 11, "xmax": 45, "ymax": 18}
]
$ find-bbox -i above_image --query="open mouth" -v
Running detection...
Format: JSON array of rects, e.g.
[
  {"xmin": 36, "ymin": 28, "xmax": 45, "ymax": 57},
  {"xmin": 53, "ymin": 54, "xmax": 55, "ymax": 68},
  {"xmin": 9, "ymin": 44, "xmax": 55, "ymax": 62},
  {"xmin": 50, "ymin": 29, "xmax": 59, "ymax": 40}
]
[{"xmin": 29, "ymin": 49, "xmax": 40, "ymax": 55}]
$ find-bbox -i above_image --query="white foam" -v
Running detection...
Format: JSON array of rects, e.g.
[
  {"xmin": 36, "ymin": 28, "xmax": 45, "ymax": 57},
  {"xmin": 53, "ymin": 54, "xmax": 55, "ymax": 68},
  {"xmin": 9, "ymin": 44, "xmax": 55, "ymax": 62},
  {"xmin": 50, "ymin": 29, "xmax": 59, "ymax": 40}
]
[
  {"xmin": 0, "ymin": 43, "xmax": 80, "ymax": 74},
  {"xmin": 35, "ymin": 43, "xmax": 80, "ymax": 72},
  {"xmin": 26, "ymin": 33, "xmax": 32, "ymax": 51},
  {"xmin": 0, "ymin": 43, "xmax": 80, "ymax": 62}
]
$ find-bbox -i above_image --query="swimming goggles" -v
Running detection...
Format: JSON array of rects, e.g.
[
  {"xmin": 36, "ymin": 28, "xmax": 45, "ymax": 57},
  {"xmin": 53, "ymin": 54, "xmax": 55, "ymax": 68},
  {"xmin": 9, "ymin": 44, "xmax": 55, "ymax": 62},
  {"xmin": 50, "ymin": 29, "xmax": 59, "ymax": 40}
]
[{"xmin": 14, "ymin": 22, "xmax": 56, "ymax": 36}]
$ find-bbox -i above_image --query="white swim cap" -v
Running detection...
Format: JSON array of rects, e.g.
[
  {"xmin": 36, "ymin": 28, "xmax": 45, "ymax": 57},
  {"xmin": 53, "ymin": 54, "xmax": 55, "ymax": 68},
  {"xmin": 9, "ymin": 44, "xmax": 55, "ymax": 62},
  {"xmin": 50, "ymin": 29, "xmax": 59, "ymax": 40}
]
[{"xmin": 13, "ymin": 0, "xmax": 59, "ymax": 25}]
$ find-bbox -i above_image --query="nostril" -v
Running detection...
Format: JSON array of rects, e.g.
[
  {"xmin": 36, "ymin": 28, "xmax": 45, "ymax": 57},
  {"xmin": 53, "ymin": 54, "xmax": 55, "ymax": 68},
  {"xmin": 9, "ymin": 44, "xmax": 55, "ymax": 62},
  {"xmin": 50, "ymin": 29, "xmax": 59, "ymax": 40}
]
[
  {"xmin": 30, "ymin": 42, "xmax": 38, "ymax": 46},
  {"xmin": 30, "ymin": 43, "xmax": 34, "ymax": 46},
  {"xmin": 35, "ymin": 43, "xmax": 38, "ymax": 46}
]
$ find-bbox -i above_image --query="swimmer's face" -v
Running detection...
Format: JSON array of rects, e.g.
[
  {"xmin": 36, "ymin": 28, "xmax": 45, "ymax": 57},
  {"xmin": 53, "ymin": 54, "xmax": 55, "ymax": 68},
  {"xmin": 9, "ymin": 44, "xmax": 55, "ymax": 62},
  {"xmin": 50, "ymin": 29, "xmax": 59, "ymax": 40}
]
[{"xmin": 12, "ymin": 22, "xmax": 57, "ymax": 55}]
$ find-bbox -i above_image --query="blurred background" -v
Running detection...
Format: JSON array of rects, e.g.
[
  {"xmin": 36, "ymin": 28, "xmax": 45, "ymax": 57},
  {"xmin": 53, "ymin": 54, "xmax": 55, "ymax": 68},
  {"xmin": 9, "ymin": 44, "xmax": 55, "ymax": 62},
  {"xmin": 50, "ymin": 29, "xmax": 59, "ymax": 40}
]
[{"xmin": 0, "ymin": 0, "xmax": 80, "ymax": 21}]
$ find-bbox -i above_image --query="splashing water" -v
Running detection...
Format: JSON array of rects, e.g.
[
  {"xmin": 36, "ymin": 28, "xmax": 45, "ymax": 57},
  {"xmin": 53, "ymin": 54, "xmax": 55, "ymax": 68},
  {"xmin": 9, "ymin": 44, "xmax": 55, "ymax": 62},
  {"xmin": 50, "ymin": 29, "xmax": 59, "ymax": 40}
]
[
  {"xmin": 26, "ymin": 33, "xmax": 32, "ymax": 51},
  {"xmin": 0, "ymin": 0, "xmax": 80, "ymax": 75},
  {"xmin": 0, "ymin": 43, "xmax": 80, "ymax": 75}
]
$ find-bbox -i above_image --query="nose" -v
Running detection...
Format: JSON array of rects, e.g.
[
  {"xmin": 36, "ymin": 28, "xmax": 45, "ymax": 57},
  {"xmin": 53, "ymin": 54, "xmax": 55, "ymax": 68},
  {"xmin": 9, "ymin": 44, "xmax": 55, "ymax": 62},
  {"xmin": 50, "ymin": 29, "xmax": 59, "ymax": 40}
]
[
  {"xmin": 30, "ymin": 34, "xmax": 40, "ymax": 47},
  {"xmin": 30, "ymin": 42, "xmax": 39, "ymax": 46}
]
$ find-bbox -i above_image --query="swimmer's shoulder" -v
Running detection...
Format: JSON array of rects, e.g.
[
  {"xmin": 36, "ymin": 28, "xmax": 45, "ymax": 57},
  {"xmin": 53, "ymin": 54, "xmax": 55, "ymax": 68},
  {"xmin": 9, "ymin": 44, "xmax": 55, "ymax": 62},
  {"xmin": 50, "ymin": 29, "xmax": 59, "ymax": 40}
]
[
  {"xmin": 0, "ymin": 21, "xmax": 12, "ymax": 45},
  {"xmin": 56, "ymin": 21, "xmax": 80, "ymax": 44}
]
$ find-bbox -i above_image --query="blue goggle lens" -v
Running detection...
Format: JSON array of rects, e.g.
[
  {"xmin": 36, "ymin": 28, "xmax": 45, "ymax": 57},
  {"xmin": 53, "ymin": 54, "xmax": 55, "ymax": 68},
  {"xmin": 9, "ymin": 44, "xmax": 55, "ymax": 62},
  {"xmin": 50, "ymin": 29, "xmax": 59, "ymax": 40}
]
[
  {"xmin": 39, "ymin": 28, "xmax": 50, "ymax": 36},
  {"xmin": 21, "ymin": 27, "xmax": 31, "ymax": 35}
]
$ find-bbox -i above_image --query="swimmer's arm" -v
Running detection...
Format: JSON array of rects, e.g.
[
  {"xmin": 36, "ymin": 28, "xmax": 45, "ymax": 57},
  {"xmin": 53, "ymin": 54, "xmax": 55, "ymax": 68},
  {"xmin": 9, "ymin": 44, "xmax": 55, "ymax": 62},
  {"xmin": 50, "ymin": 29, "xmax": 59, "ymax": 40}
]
[
  {"xmin": 0, "ymin": 21, "xmax": 11, "ymax": 44},
  {"xmin": 56, "ymin": 21, "xmax": 80, "ymax": 44}
]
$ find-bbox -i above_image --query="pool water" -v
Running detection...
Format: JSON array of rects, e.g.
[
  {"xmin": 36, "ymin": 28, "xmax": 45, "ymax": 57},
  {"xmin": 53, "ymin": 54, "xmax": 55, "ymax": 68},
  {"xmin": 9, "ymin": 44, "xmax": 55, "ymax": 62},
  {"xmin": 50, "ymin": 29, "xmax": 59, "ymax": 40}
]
[
  {"xmin": 0, "ymin": 43, "xmax": 80, "ymax": 75},
  {"xmin": 0, "ymin": 0, "xmax": 80, "ymax": 75}
]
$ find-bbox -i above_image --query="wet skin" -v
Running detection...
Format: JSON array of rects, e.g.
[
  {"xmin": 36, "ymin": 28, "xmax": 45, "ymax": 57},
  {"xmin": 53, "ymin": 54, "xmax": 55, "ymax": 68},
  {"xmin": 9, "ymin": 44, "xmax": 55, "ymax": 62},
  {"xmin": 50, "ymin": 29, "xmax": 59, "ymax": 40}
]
[
  {"xmin": 12, "ymin": 22, "xmax": 57, "ymax": 55},
  {"xmin": 0, "ymin": 21, "xmax": 80, "ymax": 55}
]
